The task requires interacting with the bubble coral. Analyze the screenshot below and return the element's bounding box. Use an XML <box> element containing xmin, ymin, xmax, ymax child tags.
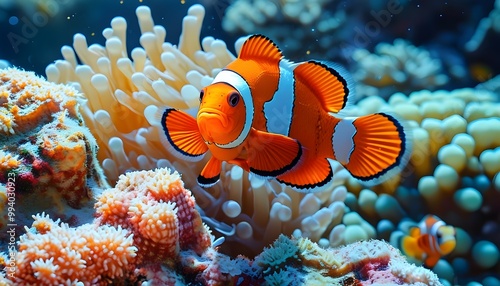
<box><xmin>344</xmin><ymin>87</ymin><xmax>500</xmax><ymax>283</ymax></box>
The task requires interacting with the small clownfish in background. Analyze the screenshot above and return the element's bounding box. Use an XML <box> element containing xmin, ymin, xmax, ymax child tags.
<box><xmin>399</xmin><ymin>215</ymin><xmax>456</xmax><ymax>268</ymax></box>
<box><xmin>159</xmin><ymin>34</ymin><xmax>410</xmax><ymax>192</ymax></box>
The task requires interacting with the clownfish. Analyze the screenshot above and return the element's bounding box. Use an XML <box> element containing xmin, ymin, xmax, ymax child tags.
<box><xmin>399</xmin><ymin>215</ymin><xmax>456</xmax><ymax>268</ymax></box>
<box><xmin>159</xmin><ymin>34</ymin><xmax>410</xmax><ymax>192</ymax></box>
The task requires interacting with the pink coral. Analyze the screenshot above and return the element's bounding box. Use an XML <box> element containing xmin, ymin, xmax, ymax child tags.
<box><xmin>94</xmin><ymin>167</ymin><xmax>212</xmax><ymax>264</ymax></box>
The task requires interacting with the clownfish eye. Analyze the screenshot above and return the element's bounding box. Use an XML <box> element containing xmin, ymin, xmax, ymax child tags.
<box><xmin>199</xmin><ymin>90</ymin><xmax>205</xmax><ymax>102</ymax></box>
<box><xmin>228</xmin><ymin>92</ymin><xmax>240</xmax><ymax>107</ymax></box>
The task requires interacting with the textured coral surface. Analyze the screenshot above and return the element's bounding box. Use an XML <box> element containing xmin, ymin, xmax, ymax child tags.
<box><xmin>0</xmin><ymin>67</ymin><xmax>108</xmax><ymax>233</ymax></box>
<box><xmin>94</xmin><ymin>168</ymin><xmax>213</xmax><ymax>264</ymax></box>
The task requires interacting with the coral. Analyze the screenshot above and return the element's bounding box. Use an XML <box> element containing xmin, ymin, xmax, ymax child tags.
<box><xmin>221</xmin><ymin>0</ymin><xmax>346</xmax><ymax>59</ymax></box>
<box><xmin>41</xmin><ymin>3</ymin><xmax>499</xmax><ymax>284</ymax></box>
<box><xmin>1</xmin><ymin>165</ymin><xmax>440</xmax><ymax>285</ymax></box>
<box><xmin>253</xmin><ymin>235</ymin><xmax>441</xmax><ymax>285</ymax></box>
<box><xmin>144</xmin><ymin>235</ymin><xmax>441</xmax><ymax>285</ymax></box>
<box><xmin>94</xmin><ymin>167</ymin><xmax>212</xmax><ymax>264</ymax></box>
<box><xmin>477</xmin><ymin>74</ymin><xmax>500</xmax><ymax>94</ymax></box>
<box><xmin>351</xmin><ymin>39</ymin><xmax>449</xmax><ymax>99</ymax></box>
<box><xmin>0</xmin><ymin>67</ymin><xmax>108</xmax><ymax>234</ymax></box>
<box><xmin>342</xmin><ymin>87</ymin><xmax>500</xmax><ymax>283</ymax></box>
<box><xmin>8</xmin><ymin>213</ymin><xmax>137</xmax><ymax>285</ymax></box>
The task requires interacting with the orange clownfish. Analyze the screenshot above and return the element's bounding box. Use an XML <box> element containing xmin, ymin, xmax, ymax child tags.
<box><xmin>159</xmin><ymin>34</ymin><xmax>410</xmax><ymax>192</ymax></box>
<box><xmin>400</xmin><ymin>215</ymin><xmax>456</xmax><ymax>268</ymax></box>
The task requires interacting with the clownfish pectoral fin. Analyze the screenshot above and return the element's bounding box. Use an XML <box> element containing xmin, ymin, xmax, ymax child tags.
<box><xmin>276</xmin><ymin>151</ymin><xmax>334</xmax><ymax>193</ymax></box>
<box><xmin>400</xmin><ymin>235</ymin><xmax>420</xmax><ymax>259</ymax></box>
<box><xmin>246</xmin><ymin>129</ymin><xmax>302</xmax><ymax>178</ymax></box>
<box><xmin>160</xmin><ymin>108</ymin><xmax>208</xmax><ymax>161</ymax></box>
<box><xmin>197</xmin><ymin>157</ymin><xmax>221</xmax><ymax>188</ymax></box>
<box><xmin>333</xmin><ymin>113</ymin><xmax>411</xmax><ymax>185</ymax></box>
<box><xmin>238</xmin><ymin>34</ymin><xmax>283</xmax><ymax>64</ymax></box>
<box><xmin>294</xmin><ymin>61</ymin><xmax>354</xmax><ymax>113</ymax></box>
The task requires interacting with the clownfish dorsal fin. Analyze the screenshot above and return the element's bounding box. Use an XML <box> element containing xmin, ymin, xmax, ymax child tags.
<box><xmin>198</xmin><ymin>157</ymin><xmax>221</xmax><ymax>188</ymax></box>
<box><xmin>238</xmin><ymin>34</ymin><xmax>283</xmax><ymax>64</ymax></box>
<box><xmin>294</xmin><ymin>60</ymin><xmax>353</xmax><ymax>113</ymax></box>
<box><xmin>246</xmin><ymin>128</ymin><xmax>302</xmax><ymax>178</ymax></box>
<box><xmin>160</xmin><ymin>108</ymin><xmax>208</xmax><ymax>161</ymax></box>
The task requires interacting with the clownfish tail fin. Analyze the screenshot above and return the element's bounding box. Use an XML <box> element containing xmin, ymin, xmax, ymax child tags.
<box><xmin>331</xmin><ymin>113</ymin><xmax>411</xmax><ymax>185</ymax></box>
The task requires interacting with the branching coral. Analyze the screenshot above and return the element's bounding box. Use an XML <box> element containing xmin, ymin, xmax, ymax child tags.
<box><xmin>351</xmin><ymin>39</ymin><xmax>449</xmax><ymax>99</ymax></box>
<box><xmin>0</xmin><ymin>67</ymin><xmax>108</xmax><ymax>233</ymax></box>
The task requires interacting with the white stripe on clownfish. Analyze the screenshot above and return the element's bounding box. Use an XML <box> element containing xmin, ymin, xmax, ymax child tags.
<box><xmin>332</xmin><ymin>117</ymin><xmax>357</xmax><ymax>165</ymax></box>
<box><xmin>211</xmin><ymin>69</ymin><xmax>254</xmax><ymax>149</ymax></box>
<box><xmin>263</xmin><ymin>60</ymin><xmax>297</xmax><ymax>136</ymax></box>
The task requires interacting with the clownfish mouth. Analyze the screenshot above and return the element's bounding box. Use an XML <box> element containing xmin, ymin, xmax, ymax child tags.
<box><xmin>197</xmin><ymin>108</ymin><xmax>230</xmax><ymax>144</ymax></box>
<box><xmin>198</xmin><ymin>108</ymin><xmax>228</xmax><ymax>127</ymax></box>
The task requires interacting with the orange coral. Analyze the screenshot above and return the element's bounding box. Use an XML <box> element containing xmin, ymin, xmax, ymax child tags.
<box><xmin>10</xmin><ymin>213</ymin><xmax>137</xmax><ymax>285</ymax></box>
<box><xmin>95</xmin><ymin>167</ymin><xmax>212</xmax><ymax>264</ymax></box>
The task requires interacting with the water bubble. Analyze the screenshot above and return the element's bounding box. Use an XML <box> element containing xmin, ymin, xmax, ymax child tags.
<box><xmin>8</xmin><ymin>16</ymin><xmax>19</xmax><ymax>25</ymax></box>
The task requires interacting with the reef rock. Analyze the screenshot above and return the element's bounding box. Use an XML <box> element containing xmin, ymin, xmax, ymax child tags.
<box><xmin>0</xmin><ymin>67</ymin><xmax>108</xmax><ymax>232</ymax></box>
